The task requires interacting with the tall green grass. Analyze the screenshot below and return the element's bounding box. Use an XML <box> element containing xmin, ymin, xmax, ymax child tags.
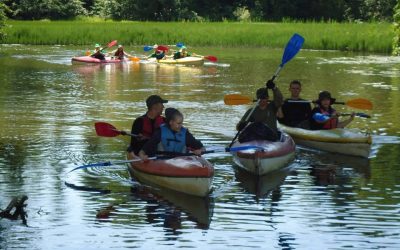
<box><xmin>3</xmin><ymin>20</ymin><xmax>394</xmax><ymax>53</ymax></box>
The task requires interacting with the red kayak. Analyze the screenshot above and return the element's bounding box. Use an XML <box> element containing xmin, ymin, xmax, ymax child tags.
<box><xmin>127</xmin><ymin>153</ymin><xmax>214</xmax><ymax>197</ymax></box>
<box><xmin>71</xmin><ymin>56</ymin><xmax>126</xmax><ymax>64</ymax></box>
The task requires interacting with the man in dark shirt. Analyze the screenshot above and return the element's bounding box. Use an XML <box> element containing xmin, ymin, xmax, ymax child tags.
<box><xmin>277</xmin><ymin>80</ymin><xmax>312</xmax><ymax>129</ymax></box>
<box><xmin>127</xmin><ymin>95</ymin><xmax>168</xmax><ymax>155</ymax></box>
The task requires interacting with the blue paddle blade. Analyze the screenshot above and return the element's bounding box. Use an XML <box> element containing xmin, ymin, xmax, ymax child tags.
<box><xmin>280</xmin><ymin>33</ymin><xmax>305</xmax><ymax>67</ymax></box>
<box><xmin>226</xmin><ymin>145</ymin><xmax>264</xmax><ymax>152</ymax></box>
<box><xmin>355</xmin><ymin>112</ymin><xmax>371</xmax><ymax>118</ymax></box>
<box><xmin>68</xmin><ymin>161</ymin><xmax>113</xmax><ymax>173</ymax></box>
<box><xmin>176</xmin><ymin>42</ymin><xmax>184</xmax><ymax>48</ymax></box>
<box><xmin>143</xmin><ymin>45</ymin><xmax>153</xmax><ymax>52</ymax></box>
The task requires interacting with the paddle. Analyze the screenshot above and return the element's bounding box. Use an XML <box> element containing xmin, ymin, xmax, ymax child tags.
<box><xmin>89</xmin><ymin>40</ymin><xmax>117</xmax><ymax>57</ymax></box>
<box><xmin>341</xmin><ymin>112</ymin><xmax>371</xmax><ymax>118</ymax></box>
<box><xmin>95</xmin><ymin>122</ymin><xmax>138</xmax><ymax>137</ymax></box>
<box><xmin>156</xmin><ymin>145</ymin><xmax>265</xmax><ymax>157</ymax></box>
<box><xmin>229</xmin><ymin>33</ymin><xmax>305</xmax><ymax>147</ymax></box>
<box><xmin>175</xmin><ymin>42</ymin><xmax>218</xmax><ymax>62</ymax></box>
<box><xmin>68</xmin><ymin>157</ymin><xmax>157</xmax><ymax>173</ymax></box>
<box><xmin>287</xmin><ymin>98</ymin><xmax>373</xmax><ymax>110</ymax></box>
<box><xmin>71</xmin><ymin>145</ymin><xmax>262</xmax><ymax>173</ymax></box>
<box><xmin>128</xmin><ymin>56</ymin><xmax>141</xmax><ymax>62</ymax></box>
<box><xmin>144</xmin><ymin>45</ymin><xmax>169</xmax><ymax>52</ymax></box>
<box><xmin>224</xmin><ymin>94</ymin><xmax>373</xmax><ymax>110</ymax></box>
<box><xmin>200</xmin><ymin>55</ymin><xmax>218</xmax><ymax>62</ymax></box>
<box><xmin>224</xmin><ymin>94</ymin><xmax>254</xmax><ymax>105</ymax></box>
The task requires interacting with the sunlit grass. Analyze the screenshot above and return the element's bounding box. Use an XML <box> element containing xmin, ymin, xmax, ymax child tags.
<box><xmin>3</xmin><ymin>20</ymin><xmax>394</xmax><ymax>53</ymax></box>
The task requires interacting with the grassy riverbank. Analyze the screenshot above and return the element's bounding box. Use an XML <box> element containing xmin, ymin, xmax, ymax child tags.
<box><xmin>3</xmin><ymin>20</ymin><xmax>394</xmax><ymax>53</ymax></box>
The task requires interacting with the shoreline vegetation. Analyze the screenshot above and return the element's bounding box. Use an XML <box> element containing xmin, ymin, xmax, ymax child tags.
<box><xmin>3</xmin><ymin>20</ymin><xmax>394</xmax><ymax>53</ymax></box>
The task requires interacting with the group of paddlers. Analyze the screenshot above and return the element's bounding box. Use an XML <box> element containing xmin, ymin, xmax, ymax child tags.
<box><xmin>124</xmin><ymin>79</ymin><xmax>355</xmax><ymax>159</ymax></box>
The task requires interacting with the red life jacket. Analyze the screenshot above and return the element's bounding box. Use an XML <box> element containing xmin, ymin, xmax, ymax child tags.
<box><xmin>319</xmin><ymin>107</ymin><xmax>338</xmax><ymax>129</ymax></box>
<box><xmin>142</xmin><ymin>115</ymin><xmax>165</xmax><ymax>137</ymax></box>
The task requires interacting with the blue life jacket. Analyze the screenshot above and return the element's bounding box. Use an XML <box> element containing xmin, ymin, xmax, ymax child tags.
<box><xmin>159</xmin><ymin>124</ymin><xmax>187</xmax><ymax>153</ymax></box>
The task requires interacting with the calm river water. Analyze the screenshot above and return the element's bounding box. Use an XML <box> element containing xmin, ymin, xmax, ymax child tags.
<box><xmin>0</xmin><ymin>45</ymin><xmax>399</xmax><ymax>249</ymax></box>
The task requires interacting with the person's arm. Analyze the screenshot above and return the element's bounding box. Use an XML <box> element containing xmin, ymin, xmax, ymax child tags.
<box><xmin>139</xmin><ymin>129</ymin><xmax>162</xmax><ymax>158</ymax></box>
<box><xmin>276</xmin><ymin>106</ymin><xmax>284</xmax><ymax>119</ymax></box>
<box><xmin>185</xmin><ymin>130</ymin><xmax>204</xmax><ymax>155</ymax></box>
<box><xmin>337</xmin><ymin>112</ymin><xmax>355</xmax><ymax>128</ymax></box>
<box><xmin>272</xmin><ymin>87</ymin><xmax>284</xmax><ymax>108</ymax></box>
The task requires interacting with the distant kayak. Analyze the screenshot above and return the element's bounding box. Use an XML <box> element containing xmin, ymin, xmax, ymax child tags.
<box><xmin>145</xmin><ymin>56</ymin><xmax>204</xmax><ymax>65</ymax></box>
<box><xmin>278</xmin><ymin>123</ymin><xmax>372</xmax><ymax>158</ymax></box>
<box><xmin>71</xmin><ymin>56</ymin><xmax>127</xmax><ymax>64</ymax></box>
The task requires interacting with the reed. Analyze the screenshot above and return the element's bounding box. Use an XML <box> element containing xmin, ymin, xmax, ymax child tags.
<box><xmin>3</xmin><ymin>20</ymin><xmax>393</xmax><ymax>53</ymax></box>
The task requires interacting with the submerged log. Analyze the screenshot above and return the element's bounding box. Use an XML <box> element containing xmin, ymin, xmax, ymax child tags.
<box><xmin>0</xmin><ymin>195</ymin><xmax>28</xmax><ymax>225</ymax></box>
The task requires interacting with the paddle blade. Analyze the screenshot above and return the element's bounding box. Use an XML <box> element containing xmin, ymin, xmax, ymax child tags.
<box><xmin>107</xmin><ymin>40</ymin><xmax>117</xmax><ymax>48</ymax></box>
<box><xmin>204</xmin><ymin>55</ymin><xmax>218</xmax><ymax>62</ymax></box>
<box><xmin>95</xmin><ymin>122</ymin><xmax>121</xmax><ymax>137</ymax></box>
<box><xmin>281</xmin><ymin>33</ymin><xmax>305</xmax><ymax>67</ymax></box>
<box><xmin>224</xmin><ymin>94</ymin><xmax>252</xmax><ymax>105</ymax></box>
<box><xmin>345</xmin><ymin>98</ymin><xmax>373</xmax><ymax>110</ymax></box>
<box><xmin>157</xmin><ymin>45</ymin><xmax>169</xmax><ymax>52</ymax></box>
<box><xmin>144</xmin><ymin>45</ymin><xmax>153</xmax><ymax>51</ymax></box>
<box><xmin>226</xmin><ymin>145</ymin><xmax>264</xmax><ymax>152</ymax></box>
<box><xmin>355</xmin><ymin>112</ymin><xmax>371</xmax><ymax>118</ymax></box>
<box><xmin>129</xmin><ymin>56</ymin><xmax>140</xmax><ymax>62</ymax></box>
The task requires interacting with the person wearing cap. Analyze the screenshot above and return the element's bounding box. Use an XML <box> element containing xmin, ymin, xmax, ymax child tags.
<box><xmin>111</xmin><ymin>45</ymin><xmax>132</xmax><ymax>60</ymax></box>
<box><xmin>138</xmin><ymin>108</ymin><xmax>205</xmax><ymax>160</ymax></box>
<box><xmin>310</xmin><ymin>91</ymin><xmax>355</xmax><ymax>130</ymax></box>
<box><xmin>277</xmin><ymin>80</ymin><xmax>312</xmax><ymax>128</ymax></box>
<box><xmin>147</xmin><ymin>44</ymin><xmax>166</xmax><ymax>60</ymax></box>
<box><xmin>127</xmin><ymin>95</ymin><xmax>168</xmax><ymax>156</ymax></box>
<box><xmin>173</xmin><ymin>46</ymin><xmax>193</xmax><ymax>60</ymax></box>
<box><xmin>91</xmin><ymin>43</ymin><xmax>106</xmax><ymax>60</ymax></box>
<box><xmin>236</xmin><ymin>80</ymin><xmax>283</xmax><ymax>142</ymax></box>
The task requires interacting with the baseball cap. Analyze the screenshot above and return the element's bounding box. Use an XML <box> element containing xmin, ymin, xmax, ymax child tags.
<box><xmin>146</xmin><ymin>95</ymin><xmax>168</xmax><ymax>108</ymax></box>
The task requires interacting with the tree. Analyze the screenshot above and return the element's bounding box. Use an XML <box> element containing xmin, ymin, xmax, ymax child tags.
<box><xmin>392</xmin><ymin>0</ymin><xmax>400</xmax><ymax>55</ymax></box>
<box><xmin>5</xmin><ymin>0</ymin><xmax>87</xmax><ymax>20</ymax></box>
<box><xmin>0</xmin><ymin>2</ymin><xmax>6</xmax><ymax>42</ymax></box>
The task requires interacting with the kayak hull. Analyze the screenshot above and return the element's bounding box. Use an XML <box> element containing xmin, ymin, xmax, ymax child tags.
<box><xmin>231</xmin><ymin>132</ymin><xmax>296</xmax><ymax>175</ymax></box>
<box><xmin>127</xmin><ymin>154</ymin><xmax>214</xmax><ymax>197</ymax></box>
<box><xmin>279</xmin><ymin>123</ymin><xmax>372</xmax><ymax>158</ymax></box>
<box><xmin>146</xmin><ymin>56</ymin><xmax>204</xmax><ymax>65</ymax></box>
<box><xmin>71</xmin><ymin>56</ymin><xmax>125</xmax><ymax>64</ymax></box>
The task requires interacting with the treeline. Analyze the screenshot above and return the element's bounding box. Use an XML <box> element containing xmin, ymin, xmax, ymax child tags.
<box><xmin>393</xmin><ymin>1</ymin><xmax>400</xmax><ymax>55</ymax></box>
<box><xmin>0</xmin><ymin>0</ymin><xmax>397</xmax><ymax>22</ymax></box>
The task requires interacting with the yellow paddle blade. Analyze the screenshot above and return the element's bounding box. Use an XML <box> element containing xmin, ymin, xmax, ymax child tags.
<box><xmin>129</xmin><ymin>57</ymin><xmax>140</xmax><ymax>62</ymax></box>
<box><xmin>345</xmin><ymin>98</ymin><xmax>373</xmax><ymax>110</ymax></box>
<box><xmin>224</xmin><ymin>94</ymin><xmax>252</xmax><ymax>105</ymax></box>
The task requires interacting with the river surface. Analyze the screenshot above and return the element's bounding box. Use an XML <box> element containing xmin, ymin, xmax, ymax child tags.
<box><xmin>0</xmin><ymin>45</ymin><xmax>400</xmax><ymax>249</ymax></box>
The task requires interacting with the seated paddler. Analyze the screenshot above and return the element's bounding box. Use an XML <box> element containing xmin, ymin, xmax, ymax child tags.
<box><xmin>236</xmin><ymin>80</ymin><xmax>283</xmax><ymax>142</ymax></box>
<box><xmin>138</xmin><ymin>108</ymin><xmax>205</xmax><ymax>160</ymax></box>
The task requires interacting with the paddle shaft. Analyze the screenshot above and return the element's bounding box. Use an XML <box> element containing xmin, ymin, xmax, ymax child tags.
<box><xmin>68</xmin><ymin>157</ymin><xmax>157</xmax><ymax>173</ymax></box>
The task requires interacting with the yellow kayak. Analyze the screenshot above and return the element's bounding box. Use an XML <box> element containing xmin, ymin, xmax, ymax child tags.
<box><xmin>278</xmin><ymin>123</ymin><xmax>372</xmax><ymax>158</ymax></box>
<box><xmin>147</xmin><ymin>56</ymin><xmax>204</xmax><ymax>65</ymax></box>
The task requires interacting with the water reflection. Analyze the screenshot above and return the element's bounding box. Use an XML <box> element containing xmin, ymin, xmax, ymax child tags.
<box><xmin>129</xmin><ymin>185</ymin><xmax>214</xmax><ymax>231</ymax></box>
<box><xmin>1</xmin><ymin>45</ymin><xmax>400</xmax><ymax>249</ymax></box>
<box><xmin>234</xmin><ymin>166</ymin><xmax>292</xmax><ymax>201</ymax></box>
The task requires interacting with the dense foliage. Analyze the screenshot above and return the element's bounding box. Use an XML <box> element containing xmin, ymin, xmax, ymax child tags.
<box><xmin>0</xmin><ymin>2</ymin><xmax>6</xmax><ymax>41</ymax></box>
<box><xmin>393</xmin><ymin>0</ymin><xmax>400</xmax><ymax>55</ymax></box>
<box><xmin>1</xmin><ymin>0</ymin><xmax>397</xmax><ymax>22</ymax></box>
